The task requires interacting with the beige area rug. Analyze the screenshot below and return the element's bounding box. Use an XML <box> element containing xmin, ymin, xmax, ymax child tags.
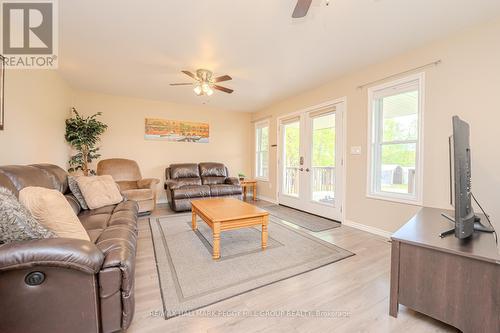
<box><xmin>149</xmin><ymin>214</ymin><xmax>353</xmax><ymax>319</ymax></box>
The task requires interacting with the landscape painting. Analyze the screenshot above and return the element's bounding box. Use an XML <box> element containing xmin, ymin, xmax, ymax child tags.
<box><xmin>145</xmin><ymin>118</ymin><xmax>209</xmax><ymax>143</ymax></box>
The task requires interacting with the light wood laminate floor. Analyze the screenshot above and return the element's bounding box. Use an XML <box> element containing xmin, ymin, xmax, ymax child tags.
<box><xmin>128</xmin><ymin>201</ymin><xmax>458</xmax><ymax>333</ymax></box>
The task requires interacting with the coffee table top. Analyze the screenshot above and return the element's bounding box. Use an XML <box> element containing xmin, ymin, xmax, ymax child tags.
<box><xmin>191</xmin><ymin>198</ymin><xmax>268</xmax><ymax>222</ymax></box>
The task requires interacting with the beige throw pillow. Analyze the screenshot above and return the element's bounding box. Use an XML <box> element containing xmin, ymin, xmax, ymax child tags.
<box><xmin>76</xmin><ymin>175</ymin><xmax>123</xmax><ymax>210</ymax></box>
<box><xmin>19</xmin><ymin>187</ymin><xmax>90</xmax><ymax>241</ymax></box>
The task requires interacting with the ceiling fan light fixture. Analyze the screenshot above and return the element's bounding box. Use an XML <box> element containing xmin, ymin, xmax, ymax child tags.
<box><xmin>193</xmin><ymin>84</ymin><xmax>203</xmax><ymax>95</ymax></box>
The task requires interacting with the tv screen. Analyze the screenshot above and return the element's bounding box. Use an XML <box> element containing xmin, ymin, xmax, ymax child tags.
<box><xmin>451</xmin><ymin>116</ymin><xmax>475</xmax><ymax>239</ymax></box>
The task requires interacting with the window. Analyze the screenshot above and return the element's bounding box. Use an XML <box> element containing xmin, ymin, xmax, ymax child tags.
<box><xmin>255</xmin><ymin>120</ymin><xmax>269</xmax><ymax>180</ymax></box>
<box><xmin>367</xmin><ymin>73</ymin><xmax>424</xmax><ymax>204</ymax></box>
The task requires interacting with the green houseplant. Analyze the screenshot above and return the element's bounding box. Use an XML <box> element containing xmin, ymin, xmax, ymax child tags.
<box><xmin>65</xmin><ymin>108</ymin><xmax>108</xmax><ymax>176</ymax></box>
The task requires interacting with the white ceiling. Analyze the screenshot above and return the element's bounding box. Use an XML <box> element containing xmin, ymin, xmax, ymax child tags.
<box><xmin>58</xmin><ymin>0</ymin><xmax>500</xmax><ymax>112</ymax></box>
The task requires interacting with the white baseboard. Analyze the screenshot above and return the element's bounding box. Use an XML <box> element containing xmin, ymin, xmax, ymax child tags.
<box><xmin>343</xmin><ymin>219</ymin><xmax>393</xmax><ymax>239</ymax></box>
<box><xmin>256</xmin><ymin>195</ymin><xmax>278</xmax><ymax>204</ymax></box>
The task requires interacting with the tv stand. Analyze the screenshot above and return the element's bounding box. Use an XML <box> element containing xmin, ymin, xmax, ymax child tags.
<box><xmin>390</xmin><ymin>208</ymin><xmax>500</xmax><ymax>333</ymax></box>
<box><xmin>439</xmin><ymin>213</ymin><xmax>495</xmax><ymax>238</ymax></box>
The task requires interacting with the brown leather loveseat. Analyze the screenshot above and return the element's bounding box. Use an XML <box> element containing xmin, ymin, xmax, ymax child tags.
<box><xmin>165</xmin><ymin>162</ymin><xmax>242</xmax><ymax>212</ymax></box>
<box><xmin>0</xmin><ymin>164</ymin><xmax>138</xmax><ymax>333</ymax></box>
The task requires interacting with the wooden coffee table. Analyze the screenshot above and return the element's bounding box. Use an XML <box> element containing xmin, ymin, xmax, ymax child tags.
<box><xmin>191</xmin><ymin>198</ymin><xmax>269</xmax><ymax>260</ymax></box>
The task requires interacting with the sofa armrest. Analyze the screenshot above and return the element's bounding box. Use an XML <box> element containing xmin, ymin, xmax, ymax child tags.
<box><xmin>0</xmin><ymin>238</ymin><xmax>104</xmax><ymax>274</ymax></box>
<box><xmin>165</xmin><ymin>179</ymin><xmax>181</xmax><ymax>190</ymax></box>
<box><xmin>137</xmin><ymin>178</ymin><xmax>160</xmax><ymax>190</ymax></box>
<box><xmin>225</xmin><ymin>177</ymin><xmax>240</xmax><ymax>185</ymax></box>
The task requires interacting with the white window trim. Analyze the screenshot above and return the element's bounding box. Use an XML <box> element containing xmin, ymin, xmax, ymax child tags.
<box><xmin>255</xmin><ymin>119</ymin><xmax>270</xmax><ymax>181</ymax></box>
<box><xmin>366</xmin><ymin>72</ymin><xmax>425</xmax><ymax>206</ymax></box>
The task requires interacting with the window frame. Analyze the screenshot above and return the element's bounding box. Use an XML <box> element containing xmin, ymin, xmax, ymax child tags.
<box><xmin>255</xmin><ymin>119</ymin><xmax>270</xmax><ymax>181</ymax></box>
<box><xmin>366</xmin><ymin>73</ymin><xmax>425</xmax><ymax>205</ymax></box>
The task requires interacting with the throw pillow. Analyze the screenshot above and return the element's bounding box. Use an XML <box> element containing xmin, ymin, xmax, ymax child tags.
<box><xmin>0</xmin><ymin>187</ymin><xmax>56</xmax><ymax>244</ymax></box>
<box><xmin>68</xmin><ymin>176</ymin><xmax>89</xmax><ymax>210</ymax></box>
<box><xmin>19</xmin><ymin>187</ymin><xmax>90</xmax><ymax>242</ymax></box>
<box><xmin>76</xmin><ymin>175</ymin><xmax>123</xmax><ymax>210</ymax></box>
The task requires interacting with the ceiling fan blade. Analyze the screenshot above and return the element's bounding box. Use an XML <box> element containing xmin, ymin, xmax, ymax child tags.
<box><xmin>213</xmin><ymin>75</ymin><xmax>232</xmax><ymax>83</ymax></box>
<box><xmin>213</xmin><ymin>85</ymin><xmax>234</xmax><ymax>94</ymax></box>
<box><xmin>292</xmin><ymin>0</ymin><xmax>312</xmax><ymax>18</ymax></box>
<box><xmin>170</xmin><ymin>83</ymin><xmax>192</xmax><ymax>86</ymax></box>
<box><xmin>181</xmin><ymin>70</ymin><xmax>197</xmax><ymax>80</ymax></box>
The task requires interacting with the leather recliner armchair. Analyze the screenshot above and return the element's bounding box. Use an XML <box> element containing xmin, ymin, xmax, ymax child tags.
<box><xmin>0</xmin><ymin>164</ymin><xmax>138</xmax><ymax>333</ymax></box>
<box><xmin>165</xmin><ymin>162</ymin><xmax>242</xmax><ymax>212</ymax></box>
<box><xmin>97</xmin><ymin>158</ymin><xmax>160</xmax><ymax>214</ymax></box>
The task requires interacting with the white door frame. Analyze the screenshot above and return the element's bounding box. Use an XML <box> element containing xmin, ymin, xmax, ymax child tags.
<box><xmin>275</xmin><ymin>97</ymin><xmax>347</xmax><ymax>222</ymax></box>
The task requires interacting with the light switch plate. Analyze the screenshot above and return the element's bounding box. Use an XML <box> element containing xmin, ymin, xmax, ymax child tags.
<box><xmin>350</xmin><ymin>146</ymin><xmax>362</xmax><ymax>155</ymax></box>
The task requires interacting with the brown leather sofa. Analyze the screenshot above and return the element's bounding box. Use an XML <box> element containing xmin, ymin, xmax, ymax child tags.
<box><xmin>165</xmin><ymin>162</ymin><xmax>242</xmax><ymax>212</ymax></box>
<box><xmin>0</xmin><ymin>164</ymin><xmax>138</xmax><ymax>333</ymax></box>
<box><xmin>97</xmin><ymin>158</ymin><xmax>160</xmax><ymax>214</ymax></box>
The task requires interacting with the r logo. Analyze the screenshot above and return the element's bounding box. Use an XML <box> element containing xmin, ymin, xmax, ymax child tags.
<box><xmin>2</xmin><ymin>2</ymin><xmax>53</xmax><ymax>54</ymax></box>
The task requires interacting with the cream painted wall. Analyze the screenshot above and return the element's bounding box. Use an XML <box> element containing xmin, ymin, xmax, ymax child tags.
<box><xmin>72</xmin><ymin>90</ymin><xmax>252</xmax><ymax>202</ymax></box>
<box><xmin>0</xmin><ymin>70</ymin><xmax>72</xmax><ymax>166</ymax></box>
<box><xmin>250</xmin><ymin>18</ymin><xmax>500</xmax><ymax>234</ymax></box>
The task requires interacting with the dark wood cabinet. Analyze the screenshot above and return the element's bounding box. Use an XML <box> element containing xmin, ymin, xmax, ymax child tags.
<box><xmin>390</xmin><ymin>208</ymin><xmax>500</xmax><ymax>333</ymax></box>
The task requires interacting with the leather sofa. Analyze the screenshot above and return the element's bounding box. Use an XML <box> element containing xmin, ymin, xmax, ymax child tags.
<box><xmin>165</xmin><ymin>162</ymin><xmax>242</xmax><ymax>212</ymax></box>
<box><xmin>0</xmin><ymin>164</ymin><xmax>138</xmax><ymax>333</ymax></box>
<box><xmin>97</xmin><ymin>158</ymin><xmax>160</xmax><ymax>214</ymax></box>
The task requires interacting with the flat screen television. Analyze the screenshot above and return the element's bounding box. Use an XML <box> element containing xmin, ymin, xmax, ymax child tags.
<box><xmin>440</xmin><ymin>116</ymin><xmax>495</xmax><ymax>239</ymax></box>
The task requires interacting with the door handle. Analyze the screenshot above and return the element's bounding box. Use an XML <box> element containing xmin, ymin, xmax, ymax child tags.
<box><xmin>305</xmin><ymin>168</ymin><xmax>310</xmax><ymax>172</ymax></box>
<box><xmin>299</xmin><ymin>168</ymin><xmax>304</xmax><ymax>171</ymax></box>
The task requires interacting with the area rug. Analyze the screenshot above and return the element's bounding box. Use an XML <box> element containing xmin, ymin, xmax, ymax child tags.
<box><xmin>149</xmin><ymin>214</ymin><xmax>353</xmax><ymax>319</ymax></box>
<box><xmin>262</xmin><ymin>204</ymin><xmax>341</xmax><ymax>232</ymax></box>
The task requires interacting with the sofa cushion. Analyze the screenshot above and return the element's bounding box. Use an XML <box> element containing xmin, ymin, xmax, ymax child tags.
<box><xmin>199</xmin><ymin>162</ymin><xmax>227</xmax><ymax>177</ymax></box>
<box><xmin>209</xmin><ymin>184</ymin><xmax>243</xmax><ymax>196</ymax></box>
<box><xmin>0</xmin><ymin>165</ymin><xmax>58</xmax><ymax>196</ymax></box>
<box><xmin>30</xmin><ymin>164</ymin><xmax>69</xmax><ymax>194</ymax></box>
<box><xmin>169</xmin><ymin>163</ymin><xmax>200</xmax><ymax>179</ymax></box>
<box><xmin>0</xmin><ymin>187</ymin><xmax>56</xmax><ymax>244</ymax></box>
<box><xmin>122</xmin><ymin>189</ymin><xmax>153</xmax><ymax>202</ymax></box>
<box><xmin>166</xmin><ymin>177</ymin><xmax>202</xmax><ymax>189</ymax></box>
<box><xmin>202</xmin><ymin>176</ymin><xmax>226</xmax><ymax>185</ymax></box>
<box><xmin>114</xmin><ymin>200</ymin><xmax>139</xmax><ymax>214</ymax></box>
<box><xmin>172</xmin><ymin>185</ymin><xmax>211</xmax><ymax>199</ymax></box>
<box><xmin>20</xmin><ymin>186</ymin><xmax>90</xmax><ymax>241</ymax></box>
<box><xmin>79</xmin><ymin>213</ymin><xmax>110</xmax><ymax>231</ymax></box>
<box><xmin>77</xmin><ymin>175</ymin><xmax>123</xmax><ymax>209</ymax></box>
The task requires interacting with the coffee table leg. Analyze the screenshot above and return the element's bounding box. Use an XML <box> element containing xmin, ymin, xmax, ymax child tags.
<box><xmin>213</xmin><ymin>222</ymin><xmax>221</xmax><ymax>259</ymax></box>
<box><xmin>191</xmin><ymin>209</ymin><xmax>197</xmax><ymax>230</ymax></box>
<box><xmin>253</xmin><ymin>184</ymin><xmax>257</xmax><ymax>201</ymax></box>
<box><xmin>262</xmin><ymin>215</ymin><xmax>268</xmax><ymax>249</ymax></box>
<box><xmin>243</xmin><ymin>186</ymin><xmax>247</xmax><ymax>201</ymax></box>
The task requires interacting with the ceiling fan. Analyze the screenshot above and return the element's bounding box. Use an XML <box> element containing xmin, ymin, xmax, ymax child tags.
<box><xmin>292</xmin><ymin>0</ymin><xmax>330</xmax><ymax>18</ymax></box>
<box><xmin>170</xmin><ymin>69</ymin><xmax>233</xmax><ymax>96</ymax></box>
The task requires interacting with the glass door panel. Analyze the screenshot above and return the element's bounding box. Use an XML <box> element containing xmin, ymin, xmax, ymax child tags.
<box><xmin>311</xmin><ymin>113</ymin><xmax>336</xmax><ymax>204</ymax></box>
<box><xmin>282</xmin><ymin>120</ymin><xmax>300</xmax><ymax>197</ymax></box>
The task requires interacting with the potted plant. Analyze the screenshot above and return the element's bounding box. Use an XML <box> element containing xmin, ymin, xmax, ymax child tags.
<box><xmin>65</xmin><ymin>107</ymin><xmax>108</xmax><ymax>176</ymax></box>
<box><xmin>238</xmin><ymin>173</ymin><xmax>245</xmax><ymax>181</ymax></box>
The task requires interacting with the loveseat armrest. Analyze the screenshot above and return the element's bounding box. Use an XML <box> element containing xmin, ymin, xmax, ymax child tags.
<box><xmin>0</xmin><ymin>238</ymin><xmax>104</xmax><ymax>274</ymax></box>
<box><xmin>165</xmin><ymin>179</ymin><xmax>181</xmax><ymax>190</ymax></box>
<box><xmin>137</xmin><ymin>178</ymin><xmax>160</xmax><ymax>190</ymax></box>
<box><xmin>225</xmin><ymin>177</ymin><xmax>240</xmax><ymax>185</ymax></box>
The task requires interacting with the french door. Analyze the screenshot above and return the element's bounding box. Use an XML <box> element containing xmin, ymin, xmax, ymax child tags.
<box><xmin>278</xmin><ymin>101</ymin><xmax>344</xmax><ymax>221</ymax></box>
